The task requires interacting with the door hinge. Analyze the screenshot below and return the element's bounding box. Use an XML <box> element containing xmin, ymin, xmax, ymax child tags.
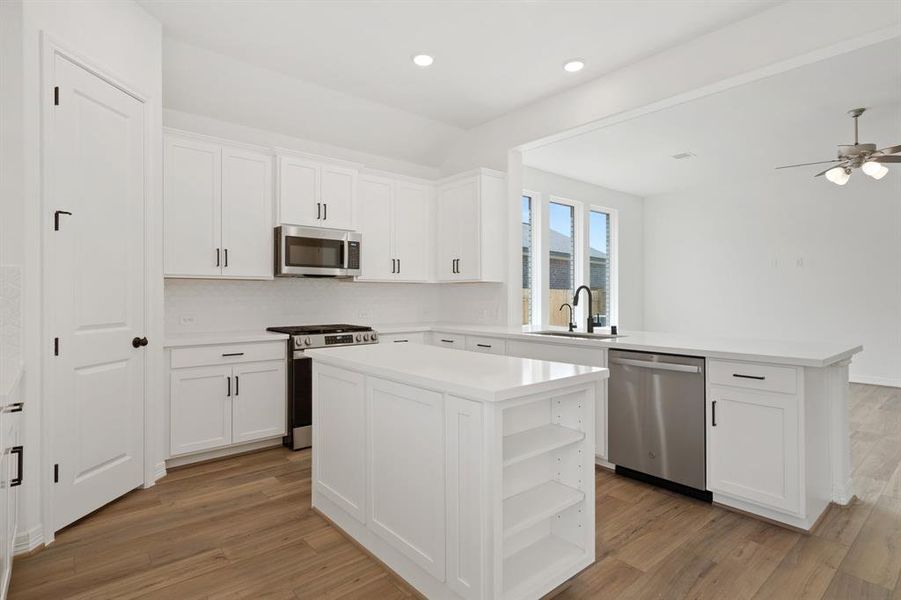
<box><xmin>54</xmin><ymin>86</ymin><xmax>59</xmax><ymax>106</ymax></box>
<box><xmin>53</xmin><ymin>464</ymin><xmax>59</xmax><ymax>483</ymax></box>
<box><xmin>54</xmin><ymin>337</ymin><xmax>59</xmax><ymax>356</ymax></box>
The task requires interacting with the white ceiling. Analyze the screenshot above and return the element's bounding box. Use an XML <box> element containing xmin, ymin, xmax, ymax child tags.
<box><xmin>138</xmin><ymin>0</ymin><xmax>780</xmax><ymax>129</ymax></box>
<box><xmin>523</xmin><ymin>38</ymin><xmax>901</xmax><ymax>197</ymax></box>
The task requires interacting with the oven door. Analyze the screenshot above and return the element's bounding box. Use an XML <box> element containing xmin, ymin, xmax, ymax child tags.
<box><xmin>276</xmin><ymin>225</ymin><xmax>360</xmax><ymax>277</ymax></box>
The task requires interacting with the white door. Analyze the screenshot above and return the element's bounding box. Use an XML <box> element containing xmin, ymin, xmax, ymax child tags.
<box><xmin>367</xmin><ymin>378</ymin><xmax>445</xmax><ymax>580</ymax></box>
<box><xmin>394</xmin><ymin>182</ymin><xmax>430</xmax><ymax>281</ymax></box>
<box><xmin>48</xmin><ymin>55</ymin><xmax>146</xmax><ymax>530</ymax></box>
<box><xmin>357</xmin><ymin>176</ymin><xmax>395</xmax><ymax>280</ymax></box>
<box><xmin>436</xmin><ymin>184</ymin><xmax>462</xmax><ymax>280</ymax></box>
<box><xmin>707</xmin><ymin>386</ymin><xmax>801</xmax><ymax>514</ymax></box>
<box><xmin>232</xmin><ymin>361</ymin><xmax>287</xmax><ymax>443</ymax></box>
<box><xmin>278</xmin><ymin>156</ymin><xmax>319</xmax><ymax>226</ymax></box>
<box><xmin>170</xmin><ymin>365</ymin><xmax>232</xmax><ymax>456</ymax></box>
<box><xmin>320</xmin><ymin>165</ymin><xmax>356</xmax><ymax>229</ymax></box>
<box><xmin>221</xmin><ymin>146</ymin><xmax>273</xmax><ymax>279</ymax></box>
<box><xmin>164</xmin><ymin>135</ymin><xmax>222</xmax><ymax>277</ymax></box>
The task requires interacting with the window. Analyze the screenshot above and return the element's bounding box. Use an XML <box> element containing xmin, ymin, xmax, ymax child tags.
<box><xmin>589</xmin><ymin>210</ymin><xmax>611</xmax><ymax>327</ymax></box>
<box><xmin>521</xmin><ymin>196</ymin><xmax>532</xmax><ymax>325</ymax></box>
<box><xmin>547</xmin><ymin>201</ymin><xmax>575</xmax><ymax>327</ymax></box>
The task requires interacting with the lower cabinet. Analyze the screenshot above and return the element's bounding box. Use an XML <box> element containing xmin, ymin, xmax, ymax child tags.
<box><xmin>379</xmin><ymin>332</ymin><xmax>428</xmax><ymax>345</ymax></box>
<box><xmin>168</xmin><ymin>341</ymin><xmax>286</xmax><ymax>458</ymax></box>
<box><xmin>0</xmin><ymin>407</ymin><xmax>20</xmax><ymax>596</ymax></box>
<box><xmin>707</xmin><ymin>384</ymin><xmax>801</xmax><ymax>514</ymax></box>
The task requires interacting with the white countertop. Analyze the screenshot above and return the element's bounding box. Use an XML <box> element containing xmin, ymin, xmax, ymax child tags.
<box><xmin>376</xmin><ymin>323</ymin><xmax>862</xmax><ymax>368</ymax></box>
<box><xmin>164</xmin><ymin>331</ymin><xmax>289</xmax><ymax>348</ymax></box>
<box><xmin>307</xmin><ymin>343</ymin><xmax>607</xmax><ymax>402</ymax></box>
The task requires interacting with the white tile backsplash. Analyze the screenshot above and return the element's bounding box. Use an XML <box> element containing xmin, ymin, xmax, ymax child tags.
<box><xmin>165</xmin><ymin>278</ymin><xmax>506</xmax><ymax>334</ymax></box>
<box><xmin>0</xmin><ymin>265</ymin><xmax>23</xmax><ymax>379</ymax></box>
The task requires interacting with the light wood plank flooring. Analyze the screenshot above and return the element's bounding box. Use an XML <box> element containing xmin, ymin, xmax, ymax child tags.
<box><xmin>11</xmin><ymin>383</ymin><xmax>901</xmax><ymax>599</ymax></box>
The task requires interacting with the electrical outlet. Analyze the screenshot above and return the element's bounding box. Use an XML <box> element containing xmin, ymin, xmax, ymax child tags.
<box><xmin>357</xmin><ymin>310</ymin><xmax>371</xmax><ymax>320</ymax></box>
<box><xmin>179</xmin><ymin>315</ymin><xmax>197</xmax><ymax>327</ymax></box>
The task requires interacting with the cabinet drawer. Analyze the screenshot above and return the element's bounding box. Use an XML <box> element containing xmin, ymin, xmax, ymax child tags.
<box><xmin>465</xmin><ymin>335</ymin><xmax>506</xmax><ymax>355</ymax></box>
<box><xmin>431</xmin><ymin>332</ymin><xmax>465</xmax><ymax>349</ymax></box>
<box><xmin>171</xmin><ymin>341</ymin><xmax>286</xmax><ymax>369</ymax></box>
<box><xmin>379</xmin><ymin>332</ymin><xmax>427</xmax><ymax>344</ymax></box>
<box><xmin>708</xmin><ymin>360</ymin><xmax>798</xmax><ymax>395</ymax></box>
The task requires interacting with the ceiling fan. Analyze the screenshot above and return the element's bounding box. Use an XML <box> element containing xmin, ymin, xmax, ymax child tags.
<box><xmin>776</xmin><ymin>108</ymin><xmax>900</xmax><ymax>185</ymax></box>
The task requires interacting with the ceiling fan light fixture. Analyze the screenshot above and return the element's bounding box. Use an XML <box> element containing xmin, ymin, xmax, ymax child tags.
<box><xmin>862</xmin><ymin>160</ymin><xmax>889</xmax><ymax>180</ymax></box>
<box><xmin>825</xmin><ymin>166</ymin><xmax>851</xmax><ymax>186</ymax></box>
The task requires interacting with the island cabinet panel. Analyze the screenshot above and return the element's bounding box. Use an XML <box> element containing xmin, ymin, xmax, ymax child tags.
<box><xmin>367</xmin><ymin>378</ymin><xmax>446</xmax><ymax>580</ymax></box>
<box><xmin>445</xmin><ymin>396</ymin><xmax>485</xmax><ymax>600</ymax></box>
<box><xmin>707</xmin><ymin>385</ymin><xmax>801</xmax><ymax>515</ymax></box>
<box><xmin>314</xmin><ymin>365</ymin><xmax>367</xmax><ymax>523</ymax></box>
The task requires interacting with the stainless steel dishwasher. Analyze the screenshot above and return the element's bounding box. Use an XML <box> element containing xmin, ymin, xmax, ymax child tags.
<box><xmin>608</xmin><ymin>349</ymin><xmax>709</xmax><ymax>500</ymax></box>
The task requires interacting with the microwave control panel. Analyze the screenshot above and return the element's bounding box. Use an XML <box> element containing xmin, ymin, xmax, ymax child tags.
<box><xmin>347</xmin><ymin>241</ymin><xmax>360</xmax><ymax>269</ymax></box>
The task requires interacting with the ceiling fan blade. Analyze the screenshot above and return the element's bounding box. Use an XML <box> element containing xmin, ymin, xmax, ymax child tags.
<box><xmin>775</xmin><ymin>159</ymin><xmax>841</xmax><ymax>170</ymax></box>
<box><xmin>872</xmin><ymin>155</ymin><xmax>901</xmax><ymax>163</ymax></box>
<box><xmin>814</xmin><ymin>163</ymin><xmax>848</xmax><ymax>177</ymax></box>
<box><xmin>876</xmin><ymin>144</ymin><xmax>901</xmax><ymax>155</ymax></box>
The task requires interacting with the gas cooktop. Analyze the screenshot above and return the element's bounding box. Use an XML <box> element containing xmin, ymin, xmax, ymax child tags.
<box><xmin>266</xmin><ymin>324</ymin><xmax>372</xmax><ymax>336</ymax></box>
<box><xmin>267</xmin><ymin>324</ymin><xmax>377</xmax><ymax>349</ymax></box>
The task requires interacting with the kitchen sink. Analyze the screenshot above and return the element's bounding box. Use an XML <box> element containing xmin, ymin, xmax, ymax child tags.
<box><xmin>530</xmin><ymin>330</ymin><xmax>624</xmax><ymax>340</ymax></box>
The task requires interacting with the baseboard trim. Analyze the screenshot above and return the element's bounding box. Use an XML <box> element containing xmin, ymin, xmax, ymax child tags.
<box><xmin>850</xmin><ymin>375</ymin><xmax>901</xmax><ymax>388</ymax></box>
<box><xmin>154</xmin><ymin>461</ymin><xmax>167</xmax><ymax>482</ymax></box>
<box><xmin>165</xmin><ymin>437</ymin><xmax>283</xmax><ymax>469</ymax></box>
<box><xmin>14</xmin><ymin>525</ymin><xmax>44</xmax><ymax>555</ymax></box>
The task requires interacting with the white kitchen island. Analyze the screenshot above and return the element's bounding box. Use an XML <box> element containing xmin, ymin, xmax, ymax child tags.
<box><xmin>307</xmin><ymin>343</ymin><xmax>609</xmax><ymax>600</ymax></box>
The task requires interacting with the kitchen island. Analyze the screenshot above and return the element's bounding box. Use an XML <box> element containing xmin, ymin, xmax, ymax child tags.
<box><xmin>307</xmin><ymin>343</ymin><xmax>609</xmax><ymax>600</ymax></box>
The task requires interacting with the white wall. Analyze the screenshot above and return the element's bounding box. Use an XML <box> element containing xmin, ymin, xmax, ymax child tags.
<box><xmin>440</xmin><ymin>1</ymin><xmax>901</xmax><ymax>174</ymax></box>
<box><xmin>643</xmin><ymin>170</ymin><xmax>901</xmax><ymax>386</ymax></box>
<box><xmin>16</xmin><ymin>0</ymin><xmax>163</xmax><ymax>548</ymax></box>
<box><xmin>162</xmin><ymin>38</ymin><xmax>463</xmax><ymax>168</ymax></box>
<box><xmin>521</xmin><ymin>168</ymin><xmax>645</xmax><ymax>330</ymax></box>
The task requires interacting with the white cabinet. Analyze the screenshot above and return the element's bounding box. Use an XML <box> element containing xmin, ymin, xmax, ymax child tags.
<box><xmin>357</xmin><ymin>175</ymin><xmax>431</xmax><ymax>282</ymax></box>
<box><xmin>367</xmin><ymin>378</ymin><xmax>445</xmax><ymax>579</ymax></box>
<box><xmin>465</xmin><ymin>335</ymin><xmax>506</xmax><ymax>355</ymax></box>
<box><xmin>707</xmin><ymin>384</ymin><xmax>801</xmax><ymax>515</ymax></box>
<box><xmin>0</xmin><ymin>406</ymin><xmax>20</xmax><ymax>596</ymax></box>
<box><xmin>435</xmin><ymin>169</ymin><xmax>505</xmax><ymax>282</ymax></box>
<box><xmin>379</xmin><ymin>332</ymin><xmax>428</xmax><ymax>345</ymax></box>
<box><xmin>167</xmin><ymin>341</ymin><xmax>286</xmax><ymax>458</ymax></box>
<box><xmin>164</xmin><ymin>133</ymin><xmax>273</xmax><ymax>279</ymax></box>
<box><xmin>430</xmin><ymin>332</ymin><xmax>466</xmax><ymax>349</ymax></box>
<box><xmin>278</xmin><ymin>155</ymin><xmax>357</xmax><ymax>230</ymax></box>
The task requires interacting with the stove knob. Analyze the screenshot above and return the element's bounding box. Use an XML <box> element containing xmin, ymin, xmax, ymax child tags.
<box><xmin>304</xmin><ymin>337</ymin><xmax>312</xmax><ymax>346</ymax></box>
<box><xmin>363</xmin><ymin>333</ymin><xmax>370</xmax><ymax>341</ymax></box>
<box><xmin>371</xmin><ymin>332</ymin><xmax>378</xmax><ymax>342</ymax></box>
<box><xmin>355</xmin><ymin>334</ymin><xmax>362</xmax><ymax>342</ymax></box>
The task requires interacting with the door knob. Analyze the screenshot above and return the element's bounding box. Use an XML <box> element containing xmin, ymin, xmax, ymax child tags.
<box><xmin>132</xmin><ymin>337</ymin><xmax>149</xmax><ymax>348</ymax></box>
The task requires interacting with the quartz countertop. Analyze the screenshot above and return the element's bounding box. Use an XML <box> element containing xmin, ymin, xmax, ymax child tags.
<box><xmin>306</xmin><ymin>342</ymin><xmax>607</xmax><ymax>402</ymax></box>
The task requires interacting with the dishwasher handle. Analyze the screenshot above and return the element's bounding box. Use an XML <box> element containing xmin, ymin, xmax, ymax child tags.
<box><xmin>609</xmin><ymin>357</ymin><xmax>701</xmax><ymax>374</ymax></box>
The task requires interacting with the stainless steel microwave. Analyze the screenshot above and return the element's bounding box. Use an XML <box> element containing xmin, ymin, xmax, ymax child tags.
<box><xmin>274</xmin><ymin>225</ymin><xmax>361</xmax><ymax>277</ymax></box>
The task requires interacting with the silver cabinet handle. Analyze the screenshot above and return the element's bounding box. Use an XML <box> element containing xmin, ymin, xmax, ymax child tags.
<box><xmin>609</xmin><ymin>357</ymin><xmax>701</xmax><ymax>373</ymax></box>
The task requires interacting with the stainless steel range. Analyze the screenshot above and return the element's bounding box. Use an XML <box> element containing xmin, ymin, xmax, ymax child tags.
<box><xmin>267</xmin><ymin>324</ymin><xmax>378</xmax><ymax>449</ymax></box>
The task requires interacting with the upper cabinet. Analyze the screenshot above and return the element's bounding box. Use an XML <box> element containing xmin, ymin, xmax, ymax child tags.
<box><xmin>277</xmin><ymin>154</ymin><xmax>357</xmax><ymax>230</ymax></box>
<box><xmin>164</xmin><ymin>132</ymin><xmax>273</xmax><ymax>280</ymax></box>
<box><xmin>435</xmin><ymin>169</ymin><xmax>505</xmax><ymax>282</ymax></box>
<box><xmin>357</xmin><ymin>174</ymin><xmax>431</xmax><ymax>282</ymax></box>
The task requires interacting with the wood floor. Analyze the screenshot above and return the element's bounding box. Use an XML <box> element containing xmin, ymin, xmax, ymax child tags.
<box><xmin>11</xmin><ymin>383</ymin><xmax>901</xmax><ymax>599</ymax></box>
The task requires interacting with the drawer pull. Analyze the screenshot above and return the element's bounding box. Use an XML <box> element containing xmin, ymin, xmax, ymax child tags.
<box><xmin>733</xmin><ymin>373</ymin><xmax>765</xmax><ymax>381</ymax></box>
<box><xmin>440</xmin><ymin>339</ymin><xmax>454</xmax><ymax>343</ymax></box>
<box><xmin>393</xmin><ymin>339</ymin><xmax>409</xmax><ymax>343</ymax></box>
<box><xmin>222</xmin><ymin>352</ymin><xmax>245</xmax><ymax>357</ymax></box>
<box><xmin>476</xmin><ymin>344</ymin><xmax>491</xmax><ymax>348</ymax></box>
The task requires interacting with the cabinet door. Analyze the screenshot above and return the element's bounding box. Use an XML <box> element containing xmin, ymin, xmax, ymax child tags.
<box><xmin>445</xmin><ymin>396</ymin><xmax>483</xmax><ymax>600</ymax></box>
<box><xmin>451</xmin><ymin>179</ymin><xmax>480</xmax><ymax>280</ymax></box>
<box><xmin>313</xmin><ymin>364</ymin><xmax>367</xmax><ymax>522</ymax></box>
<box><xmin>707</xmin><ymin>386</ymin><xmax>801</xmax><ymax>514</ymax></box>
<box><xmin>367</xmin><ymin>378</ymin><xmax>445</xmax><ymax>580</ymax></box>
<box><xmin>435</xmin><ymin>184</ymin><xmax>462</xmax><ymax>280</ymax></box>
<box><xmin>278</xmin><ymin>156</ymin><xmax>319</xmax><ymax>226</ymax></box>
<box><xmin>357</xmin><ymin>176</ymin><xmax>395</xmax><ymax>280</ymax></box>
<box><xmin>164</xmin><ymin>136</ymin><xmax>221</xmax><ymax>277</ymax></box>
<box><xmin>394</xmin><ymin>182</ymin><xmax>430</xmax><ymax>281</ymax></box>
<box><xmin>233</xmin><ymin>361</ymin><xmax>286</xmax><ymax>443</ymax></box>
<box><xmin>320</xmin><ymin>165</ymin><xmax>356</xmax><ymax>230</ymax></box>
<box><xmin>0</xmin><ymin>412</ymin><xmax>8</xmax><ymax>594</ymax></box>
<box><xmin>170</xmin><ymin>365</ymin><xmax>232</xmax><ymax>456</ymax></box>
<box><xmin>221</xmin><ymin>146</ymin><xmax>273</xmax><ymax>279</ymax></box>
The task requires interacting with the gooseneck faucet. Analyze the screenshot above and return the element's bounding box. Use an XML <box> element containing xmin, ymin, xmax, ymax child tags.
<box><xmin>572</xmin><ymin>285</ymin><xmax>594</xmax><ymax>333</ymax></box>
<box><xmin>559</xmin><ymin>303</ymin><xmax>575</xmax><ymax>332</ymax></box>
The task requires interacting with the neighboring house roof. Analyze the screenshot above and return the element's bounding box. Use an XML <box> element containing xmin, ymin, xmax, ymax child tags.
<box><xmin>522</xmin><ymin>223</ymin><xmax>606</xmax><ymax>259</ymax></box>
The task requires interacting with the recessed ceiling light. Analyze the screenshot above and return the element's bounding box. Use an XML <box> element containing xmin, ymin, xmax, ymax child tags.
<box><xmin>563</xmin><ymin>59</ymin><xmax>585</xmax><ymax>73</ymax></box>
<box><xmin>412</xmin><ymin>54</ymin><xmax>434</xmax><ymax>67</ymax></box>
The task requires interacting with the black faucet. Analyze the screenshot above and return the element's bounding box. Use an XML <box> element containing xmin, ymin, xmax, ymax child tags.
<box><xmin>572</xmin><ymin>285</ymin><xmax>594</xmax><ymax>333</ymax></box>
<box><xmin>559</xmin><ymin>303</ymin><xmax>575</xmax><ymax>332</ymax></box>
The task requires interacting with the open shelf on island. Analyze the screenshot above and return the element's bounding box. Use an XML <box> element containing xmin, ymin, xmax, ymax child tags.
<box><xmin>503</xmin><ymin>480</ymin><xmax>585</xmax><ymax>538</ymax></box>
<box><xmin>502</xmin><ymin>534</ymin><xmax>583</xmax><ymax>596</ymax></box>
<box><xmin>502</xmin><ymin>423</ymin><xmax>585</xmax><ymax>468</ymax></box>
